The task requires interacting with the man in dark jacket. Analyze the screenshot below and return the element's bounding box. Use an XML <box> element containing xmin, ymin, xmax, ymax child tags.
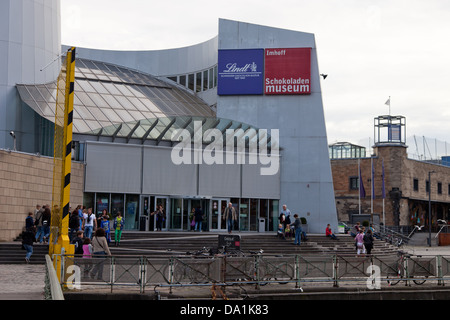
<box><xmin>22</xmin><ymin>226</ymin><xmax>36</xmax><ymax>263</ymax></box>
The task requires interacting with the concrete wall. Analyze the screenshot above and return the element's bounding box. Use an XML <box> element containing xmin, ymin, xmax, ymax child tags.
<box><xmin>0</xmin><ymin>149</ymin><xmax>84</xmax><ymax>241</ymax></box>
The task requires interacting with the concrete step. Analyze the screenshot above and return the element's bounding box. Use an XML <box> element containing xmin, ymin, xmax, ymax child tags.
<box><xmin>0</xmin><ymin>232</ymin><xmax>399</xmax><ymax>264</ymax></box>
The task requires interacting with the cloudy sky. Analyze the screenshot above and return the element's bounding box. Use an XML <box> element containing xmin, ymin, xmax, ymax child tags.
<box><xmin>61</xmin><ymin>0</ymin><xmax>450</xmax><ymax>154</ymax></box>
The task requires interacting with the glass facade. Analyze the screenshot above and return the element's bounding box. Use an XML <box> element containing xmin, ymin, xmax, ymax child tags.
<box><xmin>16</xmin><ymin>58</ymin><xmax>216</xmax><ymax>139</ymax></box>
<box><xmin>83</xmin><ymin>192</ymin><xmax>279</xmax><ymax>232</ymax></box>
<box><xmin>166</xmin><ymin>66</ymin><xmax>218</xmax><ymax>94</ymax></box>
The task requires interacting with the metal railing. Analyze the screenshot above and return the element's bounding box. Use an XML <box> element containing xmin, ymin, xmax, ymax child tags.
<box><xmin>44</xmin><ymin>255</ymin><xmax>65</xmax><ymax>300</ymax></box>
<box><xmin>52</xmin><ymin>252</ymin><xmax>450</xmax><ymax>295</ymax></box>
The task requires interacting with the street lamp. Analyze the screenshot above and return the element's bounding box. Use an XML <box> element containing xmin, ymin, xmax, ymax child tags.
<box><xmin>428</xmin><ymin>171</ymin><xmax>435</xmax><ymax>247</ymax></box>
<box><xmin>9</xmin><ymin>131</ymin><xmax>16</xmax><ymax>151</ymax></box>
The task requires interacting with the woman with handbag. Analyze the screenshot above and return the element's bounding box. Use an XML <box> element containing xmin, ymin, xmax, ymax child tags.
<box><xmin>90</xmin><ymin>228</ymin><xmax>111</xmax><ymax>280</ymax></box>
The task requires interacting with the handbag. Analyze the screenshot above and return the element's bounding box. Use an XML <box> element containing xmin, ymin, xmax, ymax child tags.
<box><xmin>190</xmin><ymin>220</ymin><xmax>195</xmax><ymax>227</ymax></box>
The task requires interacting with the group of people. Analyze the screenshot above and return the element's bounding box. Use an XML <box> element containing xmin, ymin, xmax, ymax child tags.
<box><xmin>22</xmin><ymin>204</ymin><xmax>53</xmax><ymax>263</ymax></box>
<box><xmin>21</xmin><ymin>204</ymin><xmax>125</xmax><ymax>264</ymax></box>
<box><xmin>189</xmin><ymin>206</ymin><xmax>204</xmax><ymax>232</ymax></box>
<box><xmin>277</xmin><ymin>205</ymin><xmax>308</xmax><ymax>246</ymax></box>
<box><xmin>350</xmin><ymin>222</ymin><xmax>375</xmax><ymax>255</ymax></box>
<box><xmin>68</xmin><ymin>206</ymin><xmax>125</xmax><ymax>247</ymax></box>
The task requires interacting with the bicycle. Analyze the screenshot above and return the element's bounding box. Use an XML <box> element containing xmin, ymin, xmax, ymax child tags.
<box><xmin>164</xmin><ymin>254</ymin><xmax>214</xmax><ymax>284</ymax></box>
<box><xmin>387</xmin><ymin>252</ymin><xmax>429</xmax><ymax>286</ymax></box>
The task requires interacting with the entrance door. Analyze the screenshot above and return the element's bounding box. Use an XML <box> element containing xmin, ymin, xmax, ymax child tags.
<box><xmin>140</xmin><ymin>196</ymin><xmax>151</xmax><ymax>231</ymax></box>
<box><xmin>211</xmin><ymin>199</ymin><xmax>229</xmax><ymax>231</ymax></box>
<box><xmin>154</xmin><ymin>197</ymin><xmax>169</xmax><ymax>231</ymax></box>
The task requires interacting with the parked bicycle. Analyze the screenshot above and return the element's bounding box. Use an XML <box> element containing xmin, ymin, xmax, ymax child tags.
<box><xmin>387</xmin><ymin>252</ymin><xmax>429</xmax><ymax>286</ymax></box>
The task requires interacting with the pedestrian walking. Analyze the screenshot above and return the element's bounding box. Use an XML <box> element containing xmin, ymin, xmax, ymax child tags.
<box><xmin>355</xmin><ymin>229</ymin><xmax>366</xmax><ymax>255</ymax></box>
<box><xmin>25</xmin><ymin>212</ymin><xmax>34</xmax><ymax>230</ymax></box>
<box><xmin>194</xmin><ymin>206</ymin><xmax>204</xmax><ymax>232</ymax></box>
<box><xmin>22</xmin><ymin>226</ymin><xmax>35</xmax><ymax>263</ymax></box>
<box><xmin>363</xmin><ymin>229</ymin><xmax>374</xmax><ymax>255</ymax></box>
<box><xmin>222</xmin><ymin>202</ymin><xmax>238</xmax><ymax>234</ymax></box>
<box><xmin>90</xmin><ymin>228</ymin><xmax>111</xmax><ymax>280</ymax></box>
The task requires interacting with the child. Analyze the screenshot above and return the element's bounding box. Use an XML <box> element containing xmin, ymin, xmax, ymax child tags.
<box><xmin>100</xmin><ymin>215</ymin><xmax>111</xmax><ymax>244</ymax></box>
<box><xmin>82</xmin><ymin>238</ymin><xmax>93</xmax><ymax>277</ymax></box>
<box><xmin>71</xmin><ymin>230</ymin><xmax>84</xmax><ymax>255</ymax></box>
<box><xmin>114</xmin><ymin>212</ymin><xmax>125</xmax><ymax>246</ymax></box>
<box><xmin>285</xmin><ymin>225</ymin><xmax>292</xmax><ymax>240</ymax></box>
<box><xmin>355</xmin><ymin>229</ymin><xmax>366</xmax><ymax>255</ymax></box>
<box><xmin>277</xmin><ymin>224</ymin><xmax>286</xmax><ymax>240</ymax></box>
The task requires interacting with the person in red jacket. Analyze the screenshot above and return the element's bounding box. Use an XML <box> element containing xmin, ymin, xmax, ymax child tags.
<box><xmin>326</xmin><ymin>224</ymin><xmax>339</xmax><ymax>240</ymax></box>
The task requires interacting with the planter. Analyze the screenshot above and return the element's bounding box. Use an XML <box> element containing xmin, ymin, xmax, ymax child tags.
<box><xmin>438</xmin><ymin>233</ymin><xmax>450</xmax><ymax>246</ymax></box>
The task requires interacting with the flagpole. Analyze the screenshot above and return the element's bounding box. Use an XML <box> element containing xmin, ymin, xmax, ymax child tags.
<box><xmin>371</xmin><ymin>156</ymin><xmax>373</xmax><ymax>215</ymax></box>
<box><xmin>358</xmin><ymin>158</ymin><xmax>361</xmax><ymax>215</ymax></box>
<box><xmin>382</xmin><ymin>158</ymin><xmax>386</xmax><ymax>230</ymax></box>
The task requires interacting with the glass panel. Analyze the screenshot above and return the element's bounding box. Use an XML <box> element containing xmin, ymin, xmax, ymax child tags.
<box><xmin>83</xmin><ymin>193</ymin><xmax>95</xmax><ymax>210</ymax></box>
<box><xmin>90</xmin><ymin>81</ymin><xmax>109</xmax><ymax>94</ymax></box>
<box><xmin>76</xmin><ymin>91</ymin><xmax>96</xmax><ymax>107</ymax></box>
<box><xmin>102</xmin><ymin>82</ymin><xmax>122</xmax><ymax>95</ymax></box>
<box><xmin>86</xmin><ymin>106</ymin><xmax>109</xmax><ymax>122</ymax></box>
<box><xmin>125</xmin><ymin>194</ymin><xmax>139</xmax><ymax>230</ymax></box>
<box><xmin>96</xmin><ymin>193</ymin><xmax>110</xmax><ymax>217</ymax></box>
<box><xmin>76</xmin><ymin>80</ymin><xmax>96</xmax><ymax>93</ymax></box>
<box><xmin>126</xmin><ymin>97</ymin><xmax>147</xmax><ymax>112</ymax></box>
<box><xmin>203</xmin><ymin>70</ymin><xmax>208</xmax><ymax>91</ymax></box>
<box><xmin>212</xmin><ymin>200</ymin><xmax>219</xmax><ymax>230</ymax></box>
<box><xmin>111</xmin><ymin>194</ymin><xmax>124</xmax><ymax>219</ymax></box>
<box><xmin>196</xmin><ymin>72</ymin><xmax>202</xmax><ymax>93</ymax></box>
<box><xmin>140</xmin><ymin>98</ymin><xmax>162</xmax><ymax>113</ymax></box>
<box><xmin>240</xmin><ymin>199</ymin><xmax>249</xmax><ymax>231</ymax></box>
<box><xmin>183</xmin><ymin>199</ymin><xmax>189</xmax><ymax>231</ymax></box>
<box><xmin>102</xmin><ymin>95</ymin><xmax>122</xmax><ymax>109</ymax></box>
<box><xmin>115</xmin><ymin>95</ymin><xmax>137</xmax><ymax>110</ymax></box>
<box><xmin>155</xmin><ymin>198</ymin><xmax>168</xmax><ymax>230</ymax></box>
<box><xmin>250</xmin><ymin>199</ymin><xmax>258</xmax><ymax>231</ymax></box>
<box><xmin>115</xmin><ymin>84</ymin><xmax>134</xmax><ymax>96</ymax></box>
<box><xmin>269</xmin><ymin>200</ymin><xmax>279</xmax><ymax>232</ymax></box>
<box><xmin>114</xmin><ymin>109</ymin><xmax>135</xmax><ymax>123</ymax></box>
<box><xmin>170</xmin><ymin>198</ymin><xmax>182</xmax><ymax>229</ymax></box>
<box><xmin>209</xmin><ymin>68</ymin><xmax>214</xmax><ymax>89</ymax></box>
<box><xmin>179</xmin><ymin>75</ymin><xmax>186</xmax><ymax>87</ymax></box>
<box><xmin>260</xmin><ymin>199</ymin><xmax>268</xmax><ymax>231</ymax></box>
<box><xmin>128</xmin><ymin>110</ymin><xmax>144</xmax><ymax>121</ymax></box>
<box><xmin>75</xmin><ymin>105</ymin><xmax>95</xmax><ymax>120</ymax></box>
<box><xmin>188</xmin><ymin>74</ymin><xmax>195</xmax><ymax>91</ymax></box>
<box><xmin>88</xmin><ymin>93</ymin><xmax>109</xmax><ymax>108</ymax></box>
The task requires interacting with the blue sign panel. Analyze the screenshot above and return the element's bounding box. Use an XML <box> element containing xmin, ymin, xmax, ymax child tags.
<box><xmin>217</xmin><ymin>49</ymin><xmax>264</xmax><ymax>95</ymax></box>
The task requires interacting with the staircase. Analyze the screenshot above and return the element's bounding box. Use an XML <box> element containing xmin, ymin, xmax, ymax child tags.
<box><xmin>0</xmin><ymin>232</ymin><xmax>400</xmax><ymax>264</ymax></box>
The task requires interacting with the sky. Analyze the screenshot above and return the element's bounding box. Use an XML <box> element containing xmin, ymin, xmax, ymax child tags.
<box><xmin>61</xmin><ymin>0</ymin><xmax>450</xmax><ymax>155</ymax></box>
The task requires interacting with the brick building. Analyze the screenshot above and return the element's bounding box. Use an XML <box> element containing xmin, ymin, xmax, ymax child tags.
<box><xmin>330</xmin><ymin>115</ymin><xmax>450</xmax><ymax>230</ymax></box>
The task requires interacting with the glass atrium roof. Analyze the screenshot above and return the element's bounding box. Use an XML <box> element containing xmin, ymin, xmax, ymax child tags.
<box><xmin>16</xmin><ymin>58</ymin><xmax>216</xmax><ymax>139</ymax></box>
<box><xmin>16</xmin><ymin>58</ymin><xmax>276</xmax><ymax>147</ymax></box>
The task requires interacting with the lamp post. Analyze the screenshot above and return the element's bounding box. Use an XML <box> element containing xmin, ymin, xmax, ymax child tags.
<box><xmin>428</xmin><ymin>171</ymin><xmax>435</xmax><ymax>247</ymax></box>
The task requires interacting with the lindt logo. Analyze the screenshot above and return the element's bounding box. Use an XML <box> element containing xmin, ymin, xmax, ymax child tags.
<box><xmin>223</xmin><ymin>62</ymin><xmax>258</xmax><ymax>73</ymax></box>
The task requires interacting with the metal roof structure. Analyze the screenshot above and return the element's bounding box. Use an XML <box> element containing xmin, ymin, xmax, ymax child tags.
<box><xmin>16</xmin><ymin>58</ymin><xmax>275</xmax><ymax>147</ymax></box>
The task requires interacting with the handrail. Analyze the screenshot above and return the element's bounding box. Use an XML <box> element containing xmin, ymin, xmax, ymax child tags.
<box><xmin>45</xmin><ymin>255</ymin><xmax>65</xmax><ymax>300</ymax></box>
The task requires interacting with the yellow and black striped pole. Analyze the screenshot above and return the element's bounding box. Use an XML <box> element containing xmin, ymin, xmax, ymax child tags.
<box><xmin>49</xmin><ymin>47</ymin><xmax>76</xmax><ymax>282</ymax></box>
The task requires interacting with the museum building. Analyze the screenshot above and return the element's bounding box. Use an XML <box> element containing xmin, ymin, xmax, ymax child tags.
<box><xmin>0</xmin><ymin>0</ymin><xmax>338</xmax><ymax>239</ymax></box>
